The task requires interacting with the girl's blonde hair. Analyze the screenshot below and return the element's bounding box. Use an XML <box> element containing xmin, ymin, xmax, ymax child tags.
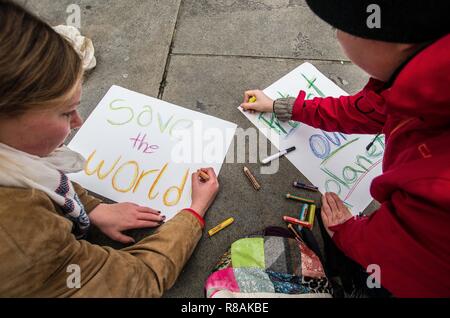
<box><xmin>0</xmin><ymin>0</ymin><xmax>83</xmax><ymax>118</ymax></box>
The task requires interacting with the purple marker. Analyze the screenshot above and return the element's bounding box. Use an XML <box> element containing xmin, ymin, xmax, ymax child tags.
<box><xmin>293</xmin><ymin>181</ymin><xmax>319</xmax><ymax>192</ymax></box>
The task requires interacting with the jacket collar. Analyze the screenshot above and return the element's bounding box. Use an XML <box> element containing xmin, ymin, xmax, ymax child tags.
<box><xmin>383</xmin><ymin>41</ymin><xmax>435</xmax><ymax>89</ymax></box>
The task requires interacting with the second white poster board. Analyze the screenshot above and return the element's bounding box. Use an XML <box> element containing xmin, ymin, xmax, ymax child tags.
<box><xmin>240</xmin><ymin>63</ymin><xmax>384</xmax><ymax>214</ymax></box>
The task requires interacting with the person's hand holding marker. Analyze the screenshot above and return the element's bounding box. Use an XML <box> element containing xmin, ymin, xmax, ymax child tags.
<box><xmin>190</xmin><ymin>168</ymin><xmax>220</xmax><ymax>218</ymax></box>
<box><xmin>241</xmin><ymin>90</ymin><xmax>274</xmax><ymax>113</ymax></box>
<box><xmin>321</xmin><ymin>192</ymin><xmax>353</xmax><ymax>238</ymax></box>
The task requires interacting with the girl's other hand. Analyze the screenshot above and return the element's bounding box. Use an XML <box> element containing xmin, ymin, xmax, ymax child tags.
<box><xmin>321</xmin><ymin>192</ymin><xmax>353</xmax><ymax>238</ymax></box>
<box><xmin>89</xmin><ymin>203</ymin><xmax>165</xmax><ymax>244</ymax></box>
<box><xmin>240</xmin><ymin>90</ymin><xmax>274</xmax><ymax>113</ymax></box>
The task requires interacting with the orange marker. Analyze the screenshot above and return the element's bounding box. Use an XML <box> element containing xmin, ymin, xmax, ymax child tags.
<box><xmin>197</xmin><ymin>170</ymin><xmax>210</xmax><ymax>182</ymax></box>
<box><xmin>283</xmin><ymin>216</ymin><xmax>312</xmax><ymax>229</ymax></box>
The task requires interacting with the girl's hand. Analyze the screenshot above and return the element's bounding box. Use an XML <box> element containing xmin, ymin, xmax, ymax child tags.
<box><xmin>240</xmin><ymin>90</ymin><xmax>274</xmax><ymax>113</ymax></box>
<box><xmin>89</xmin><ymin>203</ymin><xmax>165</xmax><ymax>244</ymax></box>
<box><xmin>190</xmin><ymin>168</ymin><xmax>220</xmax><ymax>218</ymax></box>
<box><xmin>321</xmin><ymin>192</ymin><xmax>353</xmax><ymax>238</ymax></box>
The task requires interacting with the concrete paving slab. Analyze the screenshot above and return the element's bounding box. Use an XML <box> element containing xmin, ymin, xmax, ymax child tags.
<box><xmin>24</xmin><ymin>0</ymin><xmax>181</xmax><ymax>122</ymax></box>
<box><xmin>173</xmin><ymin>0</ymin><xmax>348</xmax><ymax>60</ymax></box>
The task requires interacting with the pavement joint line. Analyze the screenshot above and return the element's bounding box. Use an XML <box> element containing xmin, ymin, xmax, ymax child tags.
<box><xmin>170</xmin><ymin>52</ymin><xmax>352</xmax><ymax>64</ymax></box>
<box><xmin>158</xmin><ymin>0</ymin><xmax>183</xmax><ymax>100</ymax></box>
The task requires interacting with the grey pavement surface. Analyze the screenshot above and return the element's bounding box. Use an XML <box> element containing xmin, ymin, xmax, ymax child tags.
<box><xmin>24</xmin><ymin>0</ymin><xmax>378</xmax><ymax>298</ymax></box>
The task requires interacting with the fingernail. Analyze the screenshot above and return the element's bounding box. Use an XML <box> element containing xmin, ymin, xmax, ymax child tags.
<box><xmin>162</xmin><ymin>215</ymin><xmax>166</xmax><ymax>220</ymax></box>
<box><xmin>158</xmin><ymin>211</ymin><xmax>161</xmax><ymax>214</ymax></box>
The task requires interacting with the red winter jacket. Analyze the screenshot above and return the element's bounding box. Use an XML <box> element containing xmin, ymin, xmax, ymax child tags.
<box><xmin>292</xmin><ymin>34</ymin><xmax>450</xmax><ymax>297</ymax></box>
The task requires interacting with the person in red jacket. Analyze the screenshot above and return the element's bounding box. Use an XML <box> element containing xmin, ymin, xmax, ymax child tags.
<box><xmin>241</xmin><ymin>0</ymin><xmax>450</xmax><ymax>297</ymax></box>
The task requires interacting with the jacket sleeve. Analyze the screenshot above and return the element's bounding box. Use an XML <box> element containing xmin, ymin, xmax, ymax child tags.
<box><xmin>0</xmin><ymin>191</ymin><xmax>204</xmax><ymax>297</ymax></box>
<box><xmin>292</xmin><ymin>78</ymin><xmax>387</xmax><ymax>134</ymax></box>
<box><xmin>71</xmin><ymin>181</ymin><xmax>102</xmax><ymax>213</ymax></box>
<box><xmin>328</xmin><ymin>201</ymin><xmax>443</xmax><ymax>297</ymax></box>
<box><xmin>77</xmin><ymin>211</ymin><xmax>203</xmax><ymax>297</ymax></box>
<box><xmin>329</xmin><ymin>214</ymin><xmax>381</xmax><ymax>269</ymax></box>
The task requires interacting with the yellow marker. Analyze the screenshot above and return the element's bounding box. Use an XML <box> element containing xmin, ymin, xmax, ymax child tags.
<box><xmin>249</xmin><ymin>96</ymin><xmax>257</xmax><ymax>103</ymax></box>
<box><xmin>208</xmin><ymin>217</ymin><xmax>234</xmax><ymax>237</ymax></box>
<box><xmin>308</xmin><ymin>204</ymin><xmax>316</xmax><ymax>226</ymax></box>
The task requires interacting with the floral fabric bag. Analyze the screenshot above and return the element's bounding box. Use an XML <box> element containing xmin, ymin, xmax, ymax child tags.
<box><xmin>205</xmin><ymin>227</ymin><xmax>333</xmax><ymax>298</ymax></box>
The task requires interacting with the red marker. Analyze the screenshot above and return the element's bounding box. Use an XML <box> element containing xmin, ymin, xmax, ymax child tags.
<box><xmin>283</xmin><ymin>216</ymin><xmax>312</xmax><ymax>229</ymax></box>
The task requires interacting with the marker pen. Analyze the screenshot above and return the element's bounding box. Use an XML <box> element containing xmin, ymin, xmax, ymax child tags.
<box><xmin>208</xmin><ymin>217</ymin><xmax>234</xmax><ymax>237</ymax></box>
<box><xmin>261</xmin><ymin>147</ymin><xmax>296</xmax><ymax>164</ymax></box>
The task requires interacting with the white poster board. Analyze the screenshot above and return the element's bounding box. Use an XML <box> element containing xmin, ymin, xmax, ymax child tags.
<box><xmin>69</xmin><ymin>85</ymin><xmax>237</xmax><ymax>220</ymax></box>
<box><xmin>240</xmin><ymin>63</ymin><xmax>384</xmax><ymax>214</ymax></box>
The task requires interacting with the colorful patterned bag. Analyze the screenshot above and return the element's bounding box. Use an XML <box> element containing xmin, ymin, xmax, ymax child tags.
<box><xmin>205</xmin><ymin>227</ymin><xmax>333</xmax><ymax>298</ymax></box>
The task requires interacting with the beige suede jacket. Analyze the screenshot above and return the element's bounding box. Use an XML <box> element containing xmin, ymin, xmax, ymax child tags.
<box><xmin>0</xmin><ymin>183</ymin><xmax>203</xmax><ymax>297</ymax></box>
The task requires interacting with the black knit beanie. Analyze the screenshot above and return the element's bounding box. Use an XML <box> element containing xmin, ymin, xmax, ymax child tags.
<box><xmin>305</xmin><ymin>0</ymin><xmax>450</xmax><ymax>43</ymax></box>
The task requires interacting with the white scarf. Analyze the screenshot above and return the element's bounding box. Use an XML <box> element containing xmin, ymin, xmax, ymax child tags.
<box><xmin>0</xmin><ymin>143</ymin><xmax>90</xmax><ymax>238</ymax></box>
